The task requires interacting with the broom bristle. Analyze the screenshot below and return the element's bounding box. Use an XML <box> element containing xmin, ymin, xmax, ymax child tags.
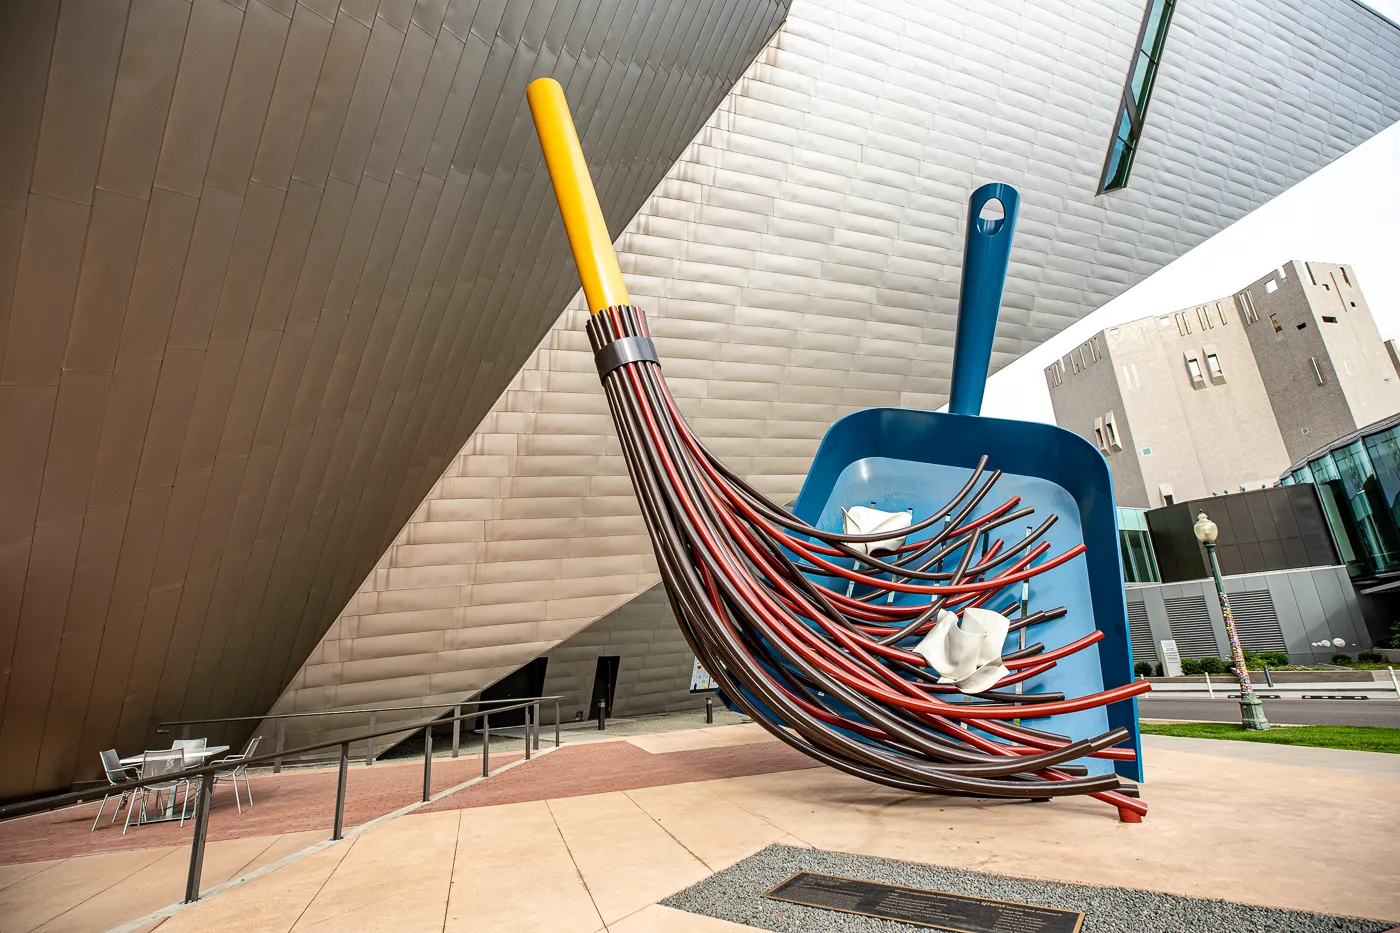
<box><xmin>588</xmin><ymin>304</ymin><xmax>1150</xmax><ymax>819</ymax></box>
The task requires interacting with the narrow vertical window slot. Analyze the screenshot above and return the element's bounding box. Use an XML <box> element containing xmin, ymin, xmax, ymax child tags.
<box><xmin>1097</xmin><ymin>0</ymin><xmax>1178</xmax><ymax>193</ymax></box>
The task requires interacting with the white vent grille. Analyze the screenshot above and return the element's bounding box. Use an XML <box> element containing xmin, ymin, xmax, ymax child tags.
<box><xmin>1227</xmin><ymin>591</ymin><xmax>1288</xmax><ymax>654</ymax></box>
<box><xmin>1127</xmin><ymin>602</ymin><xmax>1157</xmax><ymax>663</ymax></box>
<box><xmin>1165</xmin><ymin>595</ymin><xmax>1220</xmax><ymax>658</ymax></box>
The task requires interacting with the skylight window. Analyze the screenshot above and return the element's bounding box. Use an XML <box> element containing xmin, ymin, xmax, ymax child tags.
<box><xmin>1098</xmin><ymin>0</ymin><xmax>1178</xmax><ymax>193</ymax></box>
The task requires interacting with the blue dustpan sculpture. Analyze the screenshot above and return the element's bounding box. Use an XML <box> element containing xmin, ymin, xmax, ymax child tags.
<box><xmin>790</xmin><ymin>183</ymin><xmax>1144</xmax><ymax>783</ymax></box>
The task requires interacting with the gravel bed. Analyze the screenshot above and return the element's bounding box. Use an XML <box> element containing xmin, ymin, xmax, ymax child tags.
<box><xmin>662</xmin><ymin>844</ymin><xmax>1393</xmax><ymax>933</ymax></box>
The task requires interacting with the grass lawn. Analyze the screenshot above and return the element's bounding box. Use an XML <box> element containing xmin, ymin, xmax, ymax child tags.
<box><xmin>1141</xmin><ymin>721</ymin><xmax>1400</xmax><ymax>754</ymax></box>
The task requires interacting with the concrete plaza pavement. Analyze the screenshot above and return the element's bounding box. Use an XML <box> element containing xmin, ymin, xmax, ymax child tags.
<box><xmin>2</xmin><ymin>722</ymin><xmax>1397</xmax><ymax>932</ymax></box>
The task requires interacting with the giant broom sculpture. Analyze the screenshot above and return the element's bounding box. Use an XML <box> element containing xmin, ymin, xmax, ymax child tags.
<box><xmin>528</xmin><ymin>78</ymin><xmax>1151</xmax><ymax>821</ymax></box>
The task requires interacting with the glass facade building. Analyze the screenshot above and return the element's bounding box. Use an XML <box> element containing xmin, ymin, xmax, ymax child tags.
<box><xmin>1117</xmin><ymin>508</ymin><xmax>1161</xmax><ymax>583</ymax></box>
<box><xmin>1281</xmin><ymin>413</ymin><xmax>1400</xmax><ymax>578</ymax></box>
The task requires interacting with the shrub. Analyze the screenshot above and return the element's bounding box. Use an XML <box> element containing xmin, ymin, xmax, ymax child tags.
<box><xmin>1200</xmin><ymin>656</ymin><xmax>1229</xmax><ymax>674</ymax></box>
<box><xmin>1379</xmin><ymin>622</ymin><xmax>1400</xmax><ymax>649</ymax></box>
<box><xmin>1357</xmin><ymin>651</ymin><xmax>1384</xmax><ymax>663</ymax></box>
<box><xmin>1331</xmin><ymin>653</ymin><xmax>1354</xmax><ymax>665</ymax></box>
<box><xmin>1155</xmin><ymin>663</ymin><xmax>1165</xmax><ymax>677</ymax></box>
<box><xmin>1134</xmin><ymin>661</ymin><xmax>1155</xmax><ymax>677</ymax></box>
<box><xmin>1180</xmin><ymin>658</ymin><xmax>1202</xmax><ymax>675</ymax></box>
<box><xmin>1258</xmin><ymin>652</ymin><xmax>1289</xmax><ymax>667</ymax></box>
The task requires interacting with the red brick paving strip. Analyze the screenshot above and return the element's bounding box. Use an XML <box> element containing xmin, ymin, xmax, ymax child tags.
<box><xmin>422</xmin><ymin>738</ymin><xmax>818</xmax><ymax>811</ymax></box>
<box><xmin>0</xmin><ymin>738</ymin><xmax>816</xmax><ymax>866</ymax></box>
<box><xmin>0</xmin><ymin>753</ymin><xmax>521</xmax><ymax>865</ymax></box>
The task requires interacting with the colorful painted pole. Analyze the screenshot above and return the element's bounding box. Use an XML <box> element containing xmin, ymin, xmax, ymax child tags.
<box><xmin>1194</xmin><ymin>511</ymin><xmax>1270</xmax><ymax>730</ymax></box>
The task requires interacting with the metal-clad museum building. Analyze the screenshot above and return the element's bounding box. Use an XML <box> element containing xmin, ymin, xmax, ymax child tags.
<box><xmin>1</xmin><ymin>0</ymin><xmax>1397</xmax><ymax>797</ymax></box>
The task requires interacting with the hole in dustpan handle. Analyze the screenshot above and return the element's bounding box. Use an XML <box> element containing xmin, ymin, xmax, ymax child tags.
<box><xmin>948</xmin><ymin>182</ymin><xmax>1020</xmax><ymax>418</ymax></box>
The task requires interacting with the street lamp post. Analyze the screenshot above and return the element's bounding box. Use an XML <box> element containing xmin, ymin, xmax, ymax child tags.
<box><xmin>1193</xmin><ymin>511</ymin><xmax>1270</xmax><ymax>730</ymax></box>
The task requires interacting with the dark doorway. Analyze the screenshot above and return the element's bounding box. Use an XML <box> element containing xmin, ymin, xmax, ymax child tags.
<box><xmin>588</xmin><ymin>655</ymin><xmax>621</xmax><ymax>719</ymax></box>
<box><xmin>475</xmin><ymin>656</ymin><xmax>549</xmax><ymax>729</ymax></box>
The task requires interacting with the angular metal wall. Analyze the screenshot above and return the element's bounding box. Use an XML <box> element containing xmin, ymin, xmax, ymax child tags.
<box><xmin>539</xmin><ymin>585</ymin><xmax>700</xmax><ymax>724</ymax></box>
<box><xmin>0</xmin><ymin>0</ymin><xmax>787</xmax><ymax>799</ymax></box>
<box><xmin>266</xmin><ymin>0</ymin><xmax>1400</xmax><ymax>756</ymax></box>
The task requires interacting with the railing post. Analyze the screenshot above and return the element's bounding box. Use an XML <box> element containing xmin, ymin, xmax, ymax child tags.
<box><xmin>524</xmin><ymin>704</ymin><xmax>532</xmax><ymax>761</ymax></box>
<box><xmin>452</xmin><ymin>705</ymin><xmax>461</xmax><ymax>758</ymax></box>
<box><xmin>180</xmin><ymin>724</ymin><xmax>191</xmax><ymax>740</ymax></box>
<box><xmin>366</xmin><ymin>712</ymin><xmax>376</xmax><ymax>767</ymax></box>
<box><xmin>533</xmin><ymin>702</ymin><xmax>541</xmax><ymax>751</ymax></box>
<box><xmin>273</xmin><ymin>719</ymin><xmax>286</xmax><ymax>773</ymax></box>
<box><xmin>333</xmin><ymin>743</ymin><xmax>349</xmax><ymax>841</ymax></box>
<box><xmin>597</xmin><ymin>698</ymin><xmax>606</xmax><ymax>730</ymax></box>
<box><xmin>482</xmin><ymin>713</ymin><xmax>490</xmax><ymax>777</ymax></box>
<box><xmin>183</xmin><ymin>775</ymin><xmax>214</xmax><ymax>903</ymax></box>
<box><xmin>422</xmin><ymin>725</ymin><xmax>433</xmax><ymax>802</ymax></box>
<box><xmin>554</xmin><ymin>699</ymin><xmax>561</xmax><ymax>748</ymax></box>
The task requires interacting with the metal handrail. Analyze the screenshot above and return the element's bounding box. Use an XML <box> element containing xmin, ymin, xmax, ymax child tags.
<box><xmin>156</xmin><ymin>696</ymin><xmax>564</xmax><ymax>772</ymax></box>
<box><xmin>156</xmin><ymin>697</ymin><xmax>552</xmax><ymax>728</ymax></box>
<box><xmin>0</xmin><ymin>696</ymin><xmax>563</xmax><ymax>905</ymax></box>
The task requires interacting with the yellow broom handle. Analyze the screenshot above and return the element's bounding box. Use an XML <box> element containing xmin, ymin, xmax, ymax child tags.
<box><xmin>527</xmin><ymin>77</ymin><xmax>630</xmax><ymax>314</ymax></box>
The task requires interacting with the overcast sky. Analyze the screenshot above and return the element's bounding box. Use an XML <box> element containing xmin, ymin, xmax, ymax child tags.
<box><xmin>979</xmin><ymin>0</ymin><xmax>1400</xmax><ymax>424</ymax></box>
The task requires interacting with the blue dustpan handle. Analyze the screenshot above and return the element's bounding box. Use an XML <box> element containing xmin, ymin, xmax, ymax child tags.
<box><xmin>948</xmin><ymin>183</ymin><xmax>1019</xmax><ymax>417</ymax></box>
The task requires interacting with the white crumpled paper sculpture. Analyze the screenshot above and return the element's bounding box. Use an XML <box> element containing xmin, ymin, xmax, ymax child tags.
<box><xmin>913</xmin><ymin>607</ymin><xmax>1012</xmax><ymax>695</ymax></box>
<box><xmin>840</xmin><ymin>505</ymin><xmax>912</xmax><ymax>557</ymax></box>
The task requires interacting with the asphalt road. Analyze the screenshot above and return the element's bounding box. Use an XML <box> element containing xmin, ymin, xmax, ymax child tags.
<box><xmin>1139</xmin><ymin>696</ymin><xmax>1400</xmax><ymax>728</ymax></box>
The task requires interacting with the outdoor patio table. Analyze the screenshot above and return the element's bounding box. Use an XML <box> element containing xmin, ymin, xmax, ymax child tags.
<box><xmin>119</xmin><ymin>745</ymin><xmax>230</xmax><ymax>821</ymax></box>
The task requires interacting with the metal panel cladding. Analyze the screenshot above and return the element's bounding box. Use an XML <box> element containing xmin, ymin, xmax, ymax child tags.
<box><xmin>0</xmin><ymin>0</ymin><xmax>789</xmax><ymax>800</ymax></box>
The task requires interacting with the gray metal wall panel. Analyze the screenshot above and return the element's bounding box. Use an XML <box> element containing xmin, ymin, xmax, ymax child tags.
<box><xmin>540</xmin><ymin>585</ymin><xmax>704</xmax><ymax>722</ymax></box>
<box><xmin>0</xmin><ymin>0</ymin><xmax>787</xmax><ymax>799</ymax></box>
<box><xmin>1136</xmin><ymin>568</ymin><xmax>1371</xmax><ymax>666</ymax></box>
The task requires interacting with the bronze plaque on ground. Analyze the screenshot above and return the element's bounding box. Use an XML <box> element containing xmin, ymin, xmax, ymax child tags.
<box><xmin>763</xmin><ymin>872</ymin><xmax>1084</xmax><ymax>933</ymax></box>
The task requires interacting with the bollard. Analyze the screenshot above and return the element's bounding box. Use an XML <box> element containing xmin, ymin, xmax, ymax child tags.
<box><xmin>1390</xmin><ymin>666</ymin><xmax>1399</xmax><ymax>700</ymax></box>
<box><xmin>1263</xmin><ymin>665</ymin><xmax>1274</xmax><ymax>688</ymax></box>
<box><xmin>366</xmin><ymin>711</ymin><xmax>376</xmax><ymax>766</ymax></box>
<box><xmin>183</xmin><ymin>775</ymin><xmax>214</xmax><ymax>903</ymax></box>
<box><xmin>1205</xmin><ymin>672</ymin><xmax>1214</xmax><ymax>698</ymax></box>
<box><xmin>452</xmin><ymin>704</ymin><xmax>461</xmax><ymax>758</ymax></box>
<box><xmin>273</xmin><ymin>719</ymin><xmax>286</xmax><ymax>773</ymax></box>
<box><xmin>333</xmin><ymin>742</ymin><xmax>349</xmax><ymax>840</ymax></box>
<box><xmin>482</xmin><ymin>713</ymin><xmax>491</xmax><ymax>777</ymax></box>
<box><xmin>597</xmin><ymin>698</ymin><xmax>606</xmax><ymax>730</ymax></box>
<box><xmin>706</xmin><ymin>696</ymin><xmax>713</xmax><ymax>724</ymax></box>
<box><xmin>422</xmin><ymin>725</ymin><xmax>433</xmax><ymax>802</ymax></box>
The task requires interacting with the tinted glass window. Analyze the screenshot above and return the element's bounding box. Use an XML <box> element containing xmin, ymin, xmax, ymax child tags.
<box><xmin>1099</xmin><ymin>0</ymin><xmax>1177</xmax><ymax>192</ymax></box>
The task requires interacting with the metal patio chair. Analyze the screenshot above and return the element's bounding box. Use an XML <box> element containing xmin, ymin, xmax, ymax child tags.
<box><xmin>91</xmin><ymin>749</ymin><xmax>138</xmax><ymax>831</ymax></box>
<box><xmin>212</xmin><ymin>735</ymin><xmax>261</xmax><ymax>814</ymax></box>
<box><xmin>123</xmin><ymin>749</ymin><xmax>191</xmax><ymax>834</ymax></box>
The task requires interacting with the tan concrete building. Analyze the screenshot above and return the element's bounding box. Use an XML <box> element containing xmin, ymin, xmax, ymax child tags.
<box><xmin>1242</xmin><ymin>262</ymin><xmax>1400</xmax><ymax>462</ymax></box>
<box><xmin>1047</xmin><ymin>262</ymin><xmax>1400</xmax><ymax>508</ymax></box>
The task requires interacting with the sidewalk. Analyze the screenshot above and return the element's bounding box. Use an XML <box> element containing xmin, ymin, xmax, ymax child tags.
<box><xmin>136</xmin><ymin>732</ymin><xmax>1400</xmax><ymax>930</ymax></box>
<box><xmin>4</xmin><ymin>724</ymin><xmax>1398</xmax><ymax>932</ymax></box>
